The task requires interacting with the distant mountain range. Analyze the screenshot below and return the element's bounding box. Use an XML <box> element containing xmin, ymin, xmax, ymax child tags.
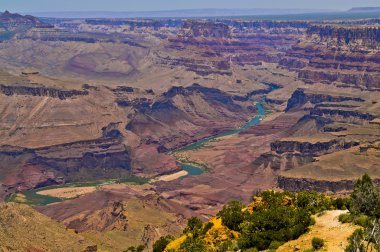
<box><xmin>0</xmin><ymin>7</ymin><xmax>375</xmax><ymax>19</ymax></box>
<box><xmin>348</xmin><ymin>7</ymin><xmax>380</xmax><ymax>13</ymax></box>
<box><xmin>22</xmin><ymin>8</ymin><xmax>338</xmax><ymax>19</ymax></box>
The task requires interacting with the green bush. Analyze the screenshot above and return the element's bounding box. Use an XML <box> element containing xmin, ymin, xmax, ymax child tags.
<box><xmin>338</xmin><ymin>213</ymin><xmax>353</xmax><ymax>223</ymax></box>
<box><xmin>311</xmin><ymin>237</ymin><xmax>324</xmax><ymax>250</ymax></box>
<box><xmin>238</xmin><ymin>205</ymin><xmax>312</xmax><ymax>250</ymax></box>
<box><xmin>124</xmin><ymin>245</ymin><xmax>145</xmax><ymax>252</ymax></box>
<box><xmin>334</xmin><ymin>197</ymin><xmax>351</xmax><ymax>210</ymax></box>
<box><xmin>201</xmin><ymin>222</ymin><xmax>214</xmax><ymax>235</ymax></box>
<box><xmin>179</xmin><ymin>237</ymin><xmax>207</xmax><ymax>252</ymax></box>
<box><xmin>345</xmin><ymin>229</ymin><xmax>365</xmax><ymax>252</ymax></box>
<box><xmin>350</xmin><ymin>174</ymin><xmax>380</xmax><ymax>217</ymax></box>
<box><xmin>352</xmin><ymin>214</ymin><xmax>370</xmax><ymax>227</ymax></box>
<box><xmin>183</xmin><ymin>217</ymin><xmax>203</xmax><ymax>238</ymax></box>
<box><xmin>269</xmin><ymin>240</ymin><xmax>284</xmax><ymax>249</ymax></box>
<box><xmin>153</xmin><ymin>235</ymin><xmax>175</xmax><ymax>252</ymax></box>
<box><xmin>217</xmin><ymin>201</ymin><xmax>247</xmax><ymax>231</ymax></box>
<box><xmin>243</xmin><ymin>248</ymin><xmax>258</xmax><ymax>252</ymax></box>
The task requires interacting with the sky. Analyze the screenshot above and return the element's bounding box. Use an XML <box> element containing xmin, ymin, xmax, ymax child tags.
<box><xmin>1</xmin><ymin>0</ymin><xmax>380</xmax><ymax>12</ymax></box>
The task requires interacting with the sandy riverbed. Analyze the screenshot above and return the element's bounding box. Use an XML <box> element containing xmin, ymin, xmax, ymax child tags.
<box><xmin>37</xmin><ymin>186</ymin><xmax>97</xmax><ymax>199</ymax></box>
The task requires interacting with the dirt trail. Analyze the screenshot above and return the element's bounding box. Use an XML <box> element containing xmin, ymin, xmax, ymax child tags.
<box><xmin>277</xmin><ymin>210</ymin><xmax>358</xmax><ymax>252</ymax></box>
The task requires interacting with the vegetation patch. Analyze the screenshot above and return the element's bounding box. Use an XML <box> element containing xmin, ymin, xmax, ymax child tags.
<box><xmin>155</xmin><ymin>190</ymin><xmax>345</xmax><ymax>251</ymax></box>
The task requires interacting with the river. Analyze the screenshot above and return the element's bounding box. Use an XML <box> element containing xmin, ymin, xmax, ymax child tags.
<box><xmin>176</xmin><ymin>99</ymin><xmax>267</xmax><ymax>177</ymax></box>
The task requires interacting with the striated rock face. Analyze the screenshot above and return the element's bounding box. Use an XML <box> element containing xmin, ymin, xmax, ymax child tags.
<box><xmin>307</xmin><ymin>25</ymin><xmax>380</xmax><ymax>49</ymax></box>
<box><xmin>271</xmin><ymin>139</ymin><xmax>360</xmax><ymax>156</ymax></box>
<box><xmin>126</xmin><ymin>83</ymin><xmax>255</xmax><ymax>151</ymax></box>
<box><xmin>285</xmin><ymin>89</ymin><xmax>364</xmax><ymax>112</ymax></box>
<box><xmin>310</xmin><ymin>108</ymin><xmax>375</xmax><ymax>123</ymax></box>
<box><xmin>0</xmin><ymin>132</ymin><xmax>132</xmax><ymax>198</ymax></box>
<box><xmin>159</xmin><ymin>20</ymin><xmax>302</xmax><ymax>76</ymax></box>
<box><xmin>253</xmin><ymin>139</ymin><xmax>359</xmax><ymax>171</ymax></box>
<box><xmin>179</xmin><ymin>20</ymin><xmax>231</xmax><ymax>38</ymax></box>
<box><xmin>278</xmin><ymin>176</ymin><xmax>380</xmax><ymax>192</ymax></box>
<box><xmin>66</xmin><ymin>200</ymin><xmax>129</xmax><ymax>232</ymax></box>
<box><xmin>85</xmin><ymin>18</ymin><xmax>184</xmax><ymax>29</ymax></box>
<box><xmin>0</xmin><ymin>84</ymin><xmax>88</xmax><ymax>100</ymax></box>
<box><xmin>220</xmin><ymin>20</ymin><xmax>309</xmax><ymax>31</ymax></box>
<box><xmin>281</xmin><ymin>25</ymin><xmax>380</xmax><ymax>90</ymax></box>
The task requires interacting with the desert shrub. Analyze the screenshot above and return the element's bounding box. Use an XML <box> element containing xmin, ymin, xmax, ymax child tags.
<box><xmin>303</xmin><ymin>248</ymin><xmax>314</xmax><ymax>252</ymax></box>
<box><xmin>345</xmin><ymin>229</ymin><xmax>365</xmax><ymax>252</ymax></box>
<box><xmin>214</xmin><ymin>240</ymin><xmax>234</xmax><ymax>252</ymax></box>
<box><xmin>344</xmin><ymin>175</ymin><xmax>380</xmax><ymax>251</ymax></box>
<box><xmin>238</xmin><ymin>205</ymin><xmax>312</xmax><ymax>250</ymax></box>
<box><xmin>295</xmin><ymin>191</ymin><xmax>334</xmax><ymax>214</ymax></box>
<box><xmin>350</xmin><ymin>174</ymin><xmax>380</xmax><ymax>217</ymax></box>
<box><xmin>310</xmin><ymin>217</ymin><xmax>316</xmax><ymax>226</ymax></box>
<box><xmin>217</xmin><ymin>201</ymin><xmax>247</xmax><ymax>231</ymax></box>
<box><xmin>124</xmin><ymin>245</ymin><xmax>144</xmax><ymax>252</ymax></box>
<box><xmin>268</xmin><ymin>240</ymin><xmax>284</xmax><ymax>249</ymax></box>
<box><xmin>334</xmin><ymin>197</ymin><xmax>351</xmax><ymax>210</ymax></box>
<box><xmin>178</xmin><ymin>237</ymin><xmax>207</xmax><ymax>252</ymax></box>
<box><xmin>311</xmin><ymin>237</ymin><xmax>324</xmax><ymax>250</ymax></box>
<box><xmin>243</xmin><ymin>248</ymin><xmax>258</xmax><ymax>252</ymax></box>
<box><xmin>353</xmin><ymin>214</ymin><xmax>370</xmax><ymax>227</ymax></box>
<box><xmin>339</xmin><ymin>213</ymin><xmax>353</xmax><ymax>224</ymax></box>
<box><xmin>183</xmin><ymin>217</ymin><xmax>203</xmax><ymax>238</ymax></box>
<box><xmin>201</xmin><ymin>222</ymin><xmax>214</xmax><ymax>236</ymax></box>
<box><xmin>153</xmin><ymin>235</ymin><xmax>175</xmax><ymax>252</ymax></box>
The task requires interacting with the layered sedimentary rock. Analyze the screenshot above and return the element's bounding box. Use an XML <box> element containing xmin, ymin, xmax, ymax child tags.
<box><xmin>285</xmin><ymin>89</ymin><xmax>364</xmax><ymax>112</ymax></box>
<box><xmin>277</xmin><ymin>176</ymin><xmax>361</xmax><ymax>192</ymax></box>
<box><xmin>158</xmin><ymin>19</ymin><xmax>302</xmax><ymax>76</ymax></box>
<box><xmin>0</xmin><ymin>84</ymin><xmax>88</xmax><ymax>100</ymax></box>
<box><xmin>179</xmin><ymin>20</ymin><xmax>231</xmax><ymax>38</ymax></box>
<box><xmin>281</xmin><ymin>25</ymin><xmax>380</xmax><ymax>90</ymax></box>
<box><xmin>0</xmin><ymin>130</ymin><xmax>132</xmax><ymax>198</ymax></box>
<box><xmin>125</xmin><ymin>83</ymin><xmax>256</xmax><ymax>151</ymax></box>
<box><xmin>253</xmin><ymin>139</ymin><xmax>359</xmax><ymax>171</ymax></box>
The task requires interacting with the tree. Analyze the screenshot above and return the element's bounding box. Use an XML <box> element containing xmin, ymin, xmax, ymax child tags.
<box><xmin>217</xmin><ymin>201</ymin><xmax>247</xmax><ymax>231</ymax></box>
<box><xmin>351</xmin><ymin>174</ymin><xmax>380</xmax><ymax>217</ymax></box>
<box><xmin>153</xmin><ymin>235</ymin><xmax>175</xmax><ymax>252</ymax></box>
<box><xmin>345</xmin><ymin>174</ymin><xmax>380</xmax><ymax>252</ymax></box>
<box><xmin>183</xmin><ymin>217</ymin><xmax>203</xmax><ymax>238</ymax></box>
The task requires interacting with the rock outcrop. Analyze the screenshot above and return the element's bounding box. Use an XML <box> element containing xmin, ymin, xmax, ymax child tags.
<box><xmin>281</xmin><ymin>25</ymin><xmax>380</xmax><ymax>90</ymax></box>
<box><xmin>285</xmin><ymin>89</ymin><xmax>364</xmax><ymax>112</ymax></box>
<box><xmin>0</xmin><ymin>84</ymin><xmax>88</xmax><ymax>100</ymax></box>
<box><xmin>125</xmin><ymin>83</ymin><xmax>256</xmax><ymax>151</ymax></box>
<box><xmin>278</xmin><ymin>176</ymin><xmax>380</xmax><ymax>192</ymax></box>
<box><xmin>0</xmin><ymin>131</ymin><xmax>132</xmax><ymax>199</ymax></box>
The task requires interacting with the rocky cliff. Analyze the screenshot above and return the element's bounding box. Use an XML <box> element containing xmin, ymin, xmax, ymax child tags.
<box><xmin>0</xmin><ymin>84</ymin><xmax>88</xmax><ymax>100</ymax></box>
<box><xmin>0</xmin><ymin>129</ymin><xmax>132</xmax><ymax>199</ymax></box>
<box><xmin>126</xmin><ymin>83</ymin><xmax>256</xmax><ymax>151</ymax></box>
<box><xmin>307</xmin><ymin>25</ymin><xmax>380</xmax><ymax>49</ymax></box>
<box><xmin>285</xmin><ymin>89</ymin><xmax>364</xmax><ymax>112</ymax></box>
<box><xmin>278</xmin><ymin>176</ymin><xmax>380</xmax><ymax>193</ymax></box>
<box><xmin>179</xmin><ymin>20</ymin><xmax>231</xmax><ymax>39</ymax></box>
<box><xmin>281</xmin><ymin>25</ymin><xmax>380</xmax><ymax>90</ymax></box>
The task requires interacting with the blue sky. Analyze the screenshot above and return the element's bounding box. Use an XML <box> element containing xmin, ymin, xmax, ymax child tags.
<box><xmin>2</xmin><ymin>0</ymin><xmax>380</xmax><ymax>12</ymax></box>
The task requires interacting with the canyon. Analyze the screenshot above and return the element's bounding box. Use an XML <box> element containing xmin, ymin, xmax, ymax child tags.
<box><xmin>0</xmin><ymin>10</ymin><xmax>379</xmax><ymax>251</ymax></box>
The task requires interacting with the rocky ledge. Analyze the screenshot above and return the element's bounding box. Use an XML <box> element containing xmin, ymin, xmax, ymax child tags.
<box><xmin>278</xmin><ymin>176</ymin><xmax>380</xmax><ymax>193</ymax></box>
<box><xmin>0</xmin><ymin>84</ymin><xmax>88</xmax><ymax>100</ymax></box>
